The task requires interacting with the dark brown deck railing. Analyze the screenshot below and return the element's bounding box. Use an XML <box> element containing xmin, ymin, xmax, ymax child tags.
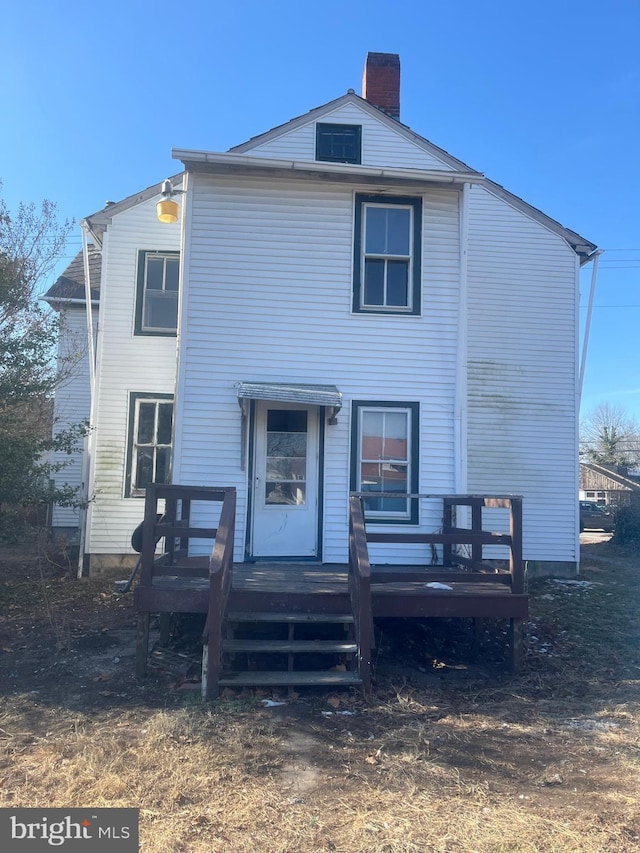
<box><xmin>135</xmin><ymin>484</ymin><xmax>236</xmax><ymax>686</ymax></box>
<box><xmin>355</xmin><ymin>493</ymin><xmax>524</xmax><ymax>592</ymax></box>
<box><xmin>202</xmin><ymin>487</ymin><xmax>236</xmax><ymax>700</ymax></box>
<box><xmin>348</xmin><ymin>495</ymin><xmax>372</xmax><ymax>692</ymax></box>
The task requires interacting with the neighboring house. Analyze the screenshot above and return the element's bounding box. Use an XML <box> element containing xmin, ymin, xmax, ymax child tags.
<box><xmin>46</xmin><ymin>179</ymin><xmax>183</xmax><ymax>565</ymax></box>
<box><xmin>44</xmin><ymin>248</ymin><xmax>101</xmax><ymax>541</ymax></box>
<box><xmin>52</xmin><ymin>53</ymin><xmax>598</xmax><ymax>576</ymax></box>
<box><xmin>579</xmin><ymin>462</ymin><xmax>640</xmax><ymax>507</ymax></box>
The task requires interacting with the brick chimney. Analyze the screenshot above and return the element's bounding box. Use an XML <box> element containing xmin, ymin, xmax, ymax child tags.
<box><xmin>362</xmin><ymin>52</ymin><xmax>400</xmax><ymax>119</ymax></box>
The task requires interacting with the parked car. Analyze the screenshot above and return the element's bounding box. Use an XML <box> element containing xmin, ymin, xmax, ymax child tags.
<box><xmin>579</xmin><ymin>501</ymin><xmax>615</xmax><ymax>532</ymax></box>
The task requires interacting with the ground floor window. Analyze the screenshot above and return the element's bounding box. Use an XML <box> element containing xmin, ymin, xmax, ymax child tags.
<box><xmin>350</xmin><ymin>401</ymin><xmax>419</xmax><ymax>523</ymax></box>
<box><xmin>125</xmin><ymin>394</ymin><xmax>174</xmax><ymax>497</ymax></box>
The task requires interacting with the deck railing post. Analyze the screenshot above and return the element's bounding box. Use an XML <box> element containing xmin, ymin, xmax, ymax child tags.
<box><xmin>472</xmin><ymin>500</ymin><xmax>483</xmax><ymax>565</ymax></box>
<box><xmin>442</xmin><ymin>499</ymin><xmax>453</xmax><ymax>566</ymax></box>
<box><xmin>164</xmin><ymin>494</ymin><xmax>177</xmax><ymax>565</ymax></box>
<box><xmin>348</xmin><ymin>495</ymin><xmax>372</xmax><ymax>693</ymax></box>
<box><xmin>509</xmin><ymin>498</ymin><xmax>524</xmax><ymax>594</ymax></box>
<box><xmin>180</xmin><ymin>499</ymin><xmax>191</xmax><ymax>555</ymax></box>
<box><xmin>204</xmin><ymin>487</ymin><xmax>237</xmax><ymax>701</ymax></box>
<box><xmin>140</xmin><ymin>485</ymin><xmax>158</xmax><ymax>587</ymax></box>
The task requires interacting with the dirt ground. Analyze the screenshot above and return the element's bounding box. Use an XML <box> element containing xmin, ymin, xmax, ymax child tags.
<box><xmin>1</xmin><ymin>537</ymin><xmax>639</xmax><ymax>852</ymax></box>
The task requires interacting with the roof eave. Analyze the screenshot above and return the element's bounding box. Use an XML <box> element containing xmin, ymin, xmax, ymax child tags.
<box><xmin>172</xmin><ymin>149</ymin><xmax>483</xmax><ymax>189</ymax></box>
<box><xmin>82</xmin><ymin>173</ymin><xmax>184</xmax><ymax>243</ymax></box>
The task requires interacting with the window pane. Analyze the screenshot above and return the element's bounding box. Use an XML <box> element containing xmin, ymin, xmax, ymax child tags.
<box><xmin>266</xmin><ymin>457</ymin><xmax>306</xmax><ymax>480</ymax></box>
<box><xmin>146</xmin><ymin>257</ymin><xmax>164</xmax><ymax>290</ymax></box>
<box><xmin>363</xmin><ymin>258</ymin><xmax>384</xmax><ymax>305</ymax></box>
<box><xmin>361</xmin><ymin>412</ymin><xmax>384</xmax><ymax>459</ymax></box>
<box><xmin>365</xmin><ymin>208</ymin><xmax>387</xmax><ymax>254</ymax></box>
<box><xmin>137</xmin><ymin>403</ymin><xmax>156</xmax><ymax>444</ymax></box>
<box><xmin>267</xmin><ymin>432</ymin><xmax>307</xmax><ymax>458</ymax></box>
<box><xmin>157</xmin><ymin>403</ymin><xmax>173</xmax><ymax>445</ymax></box>
<box><xmin>165</xmin><ymin>258</ymin><xmax>180</xmax><ymax>292</ymax></box>
<box><xmin>267</xmin><ymin>410</ymin><xmax>307</xmax><ymax>432</ymax></box>
<box><xmin>317</xmin><ymin>124</ymin><xmax>360</xmax><ymax>164</ymax></box>
<box><xmin>356</xmin><ymin>406</ymin><xmax>413</xmax><ymax>519</ymax></box>
<box><xmin>135</xmin><ymin>448</ymin><xmax>154</xmax><ymax>489</ymax></box>
<box><xmin>386</xmin><ymin>208</ymin><xmax>411</xmax><ymax>255</ymax></box>
<box><xmin>266</xmin><ymin>482</ymin><xmax>306</xmax><ymax>505</ymax></box>
<box><xmin>383</xmin><ymin>412</ymin><xmax>408</xmax><ymax>460</ymax></box>
<box><xmin>386</xmin><ymin>260</ymin><xmax>409</xmax><ymax>307</ymax></box>
<box><xmin>144</xmin><ymin>291</ymin><xmax>178</xmax><ymax>330</ymax></box>
<box><xmin>155</xmin><ymin>447</ymin><xmax>171</xmax><ymax>484</ymax></box>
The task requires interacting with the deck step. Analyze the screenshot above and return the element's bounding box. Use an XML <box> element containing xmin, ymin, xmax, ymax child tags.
<box><xmin>219</xmin><ymin>670</ymin><xmax>362</xmax><ymax>687</ymax></box>
<box><xmin>226</xmin><ymin>612</ymin><xmax>354</xmax><ymax>624</ymax></box>
<box><xmin>223</xmin><ymin>639</ymin><xmax>357</xmax><ymax>653</ymax></box>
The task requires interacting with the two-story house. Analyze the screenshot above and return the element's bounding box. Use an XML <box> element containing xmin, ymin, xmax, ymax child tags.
<box><xmin>51</xmin><ymin>53</ymin><xmax>597</xmax><ymax>577</ymax></box>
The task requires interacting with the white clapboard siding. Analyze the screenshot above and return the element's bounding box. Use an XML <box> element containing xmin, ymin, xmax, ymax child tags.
<box><xmin>51</xmin><ymin>308</ymin><xmax>95</xmax><ymax>531</ymax></box>
<box><xmin>173</xmin><ymin>174</ymin><xmax>461</xmax><ymax>564</ymax></box>
<box><xmin>466</xmin><ymin>185</ymin><xmax>578</xmax><ymax>563</ymax></box>
<box><xmin>242</xmin><ymin>102</ymin><xmax>455</xmax><ymax>171</ymax></box>
<box><xmin>86</xmin><ymin>197</ymin><xmax>179</xmax><ymax>555</ymax></box>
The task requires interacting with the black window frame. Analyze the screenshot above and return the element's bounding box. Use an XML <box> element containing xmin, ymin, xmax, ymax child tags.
<box><xmin>315</xmin><ymin>123</ymin><xmax>362</xmax><ymax>164</ymax></box>
<box><xmin>350</xmin><ymin>400</ymin><xmax>420</xmax><ymax>524</ymax></box>
<box><xmin>353</xmin><ymin>195</ymin><xmax>422</xmax><ymax>315</ymax></box>
<box><xmin>124</xmin><ymin>393</ymin><xmax>174</xmax><ymax>498</ymax></box>
<box><xmin>134</xmin><ymin>250</ymin><xmax>180</xmax><ymax>336</ymax></box>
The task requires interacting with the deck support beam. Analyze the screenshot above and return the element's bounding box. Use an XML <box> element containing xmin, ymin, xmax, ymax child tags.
<box><xmin>135</xmin><ymin>611</ymin><xmax>150</xmax><ymax>678</ymax></box>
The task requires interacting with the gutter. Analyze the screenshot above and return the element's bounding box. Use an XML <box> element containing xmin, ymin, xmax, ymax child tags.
<box><xmin>76</xmin><ymin>223</ymin><xmax>98</xmax><ymax>578</ymax></box>
<box><xmin>44</xmin><ymin>297</ymin><xmax>100</xmax><ymax>307</ymax></box>
<box><xmin>578</xmin><ymin>248</ymin><xmax>604</xmax><ymax>403</ymax></box>
<box><xmin>172</xmin><ymin>148</ymin><xmax>484</xmax><ymax>187</ymax></box>
<box><xmin>454</xmin><ymin>182</ymin><xmax>471</xmax><ymax>494</ymax></box>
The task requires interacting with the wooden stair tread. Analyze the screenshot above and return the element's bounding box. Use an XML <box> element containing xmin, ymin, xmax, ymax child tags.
<box><xmin>226</xmin><ymin>612</ymin><xmax>354</xmax><ymax>624</ymax></box>
<box><xmin>223</xmin><ymin>639</ymin><xmax>357</xmax><ymax>653</ymax></box>
<box><xmin>219</xmin><ymin>670</ymin><xmax>362</xmax><ymax>686</ymax></box>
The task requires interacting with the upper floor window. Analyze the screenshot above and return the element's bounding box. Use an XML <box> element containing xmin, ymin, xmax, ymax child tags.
<box><xmin>353</xmin><ymin>195</ymin><xmax>422</xmax><ymax>315</ymax></box>
<box><xmin>135</xmin><ymin>250</ymin><xmax>180</xmax><ymax>335</ymax></box>
<box><xmin>125</xmin><ymin>394</ymin><xmax>173</xmax><ymax>497</ymax></box>
<box><xmin>316</xmin><ymin>123</ymin><xmax>362</xmax><ymax>164</ymax></box>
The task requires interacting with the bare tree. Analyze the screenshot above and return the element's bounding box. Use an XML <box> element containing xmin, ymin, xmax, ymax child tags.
<box><xmin>580</xmin><ymin>402</ymin><xmax>640</xmax><ymax>469</ymax></box>
<box><xmin>0</xmin><ymin>184</ymin><xmax>86</xmax><ymax>523</ymax></box>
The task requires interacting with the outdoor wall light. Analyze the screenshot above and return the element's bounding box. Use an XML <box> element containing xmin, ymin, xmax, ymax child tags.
<box><xmin>157</xmin><ymin>179</ymin><xmax>183</xmax><ymax>223</ymax></box>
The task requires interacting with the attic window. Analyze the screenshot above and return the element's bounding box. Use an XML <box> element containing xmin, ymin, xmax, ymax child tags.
<box><xmin>316</xmin><ymin>123</ymin><xmax>362</xmax><ymax>164</ymax></box>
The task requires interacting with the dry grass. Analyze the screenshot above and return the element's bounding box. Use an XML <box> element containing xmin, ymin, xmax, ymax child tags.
<box><xmin>1</xmin><ymin>539</ymin><xmax>640</xmax><ymax>851</ymax></box>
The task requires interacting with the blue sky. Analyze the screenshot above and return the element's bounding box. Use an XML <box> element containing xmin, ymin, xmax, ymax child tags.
<box><xmin>2</xmin><ymin>0</ymin><xmax>639</xmax><ymax>420</ymax></box>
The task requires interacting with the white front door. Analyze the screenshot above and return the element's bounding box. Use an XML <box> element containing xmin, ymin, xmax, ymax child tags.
<box><xmin>250</xmin><ymin>402</ymin><xmax>319</xmax><ymax>558</ymax></box>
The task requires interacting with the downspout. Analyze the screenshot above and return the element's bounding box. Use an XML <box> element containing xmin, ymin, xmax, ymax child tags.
<box><xmin>578</xmin><ymin>248</ymin><xmax>604</xmax><ymax>404</ymax></box>
<box><xmin>454</xmin><ymin>182</ymin><xmax>471</xmax><ymax>495</ymax></box>
<box><xmin>76</xmin><ymin>223</ymin><xmax>98</xmax><ymax>578</ymax></box>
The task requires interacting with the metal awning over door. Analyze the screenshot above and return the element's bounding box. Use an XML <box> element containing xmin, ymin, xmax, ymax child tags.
<box><xmin>236</xmin><ymin>382</ymin><xmax>342</xmax><ymax>470</ymax></box>
<box><xmin>236</xmin><ymin>382</ymin><xmax>342</xmax><ymax>411</ymax></box>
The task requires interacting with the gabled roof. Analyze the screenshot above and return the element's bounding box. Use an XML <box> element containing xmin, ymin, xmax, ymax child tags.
<box><xmin>43</xmin><ymin>247</ymin><xmax>101</xmax><ymax>306</ymax></box>
<box><xmin>228</xmin><ymin>91</ymin><xmax>597</xmax><ymax>261</ymax></box>
<box><xmin>580</xmin><ymin>462</ymin><xmax>640</xmax><ymax>491</ymax></box>
<box><xmin>230</xmin><ymin>91</ymin><xmax>474</xmax><ymax>173</ymax></box>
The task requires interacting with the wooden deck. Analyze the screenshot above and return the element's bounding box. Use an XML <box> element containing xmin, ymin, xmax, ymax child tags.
<box><xmin>136</xmin><ymin>562</ymin><xmax>527</xmax><ymax>618</ymax></box>
<box><xmin>133</xmin><ymin>485</ymin><xmax>528</xmax><ymax>698</ymax></box>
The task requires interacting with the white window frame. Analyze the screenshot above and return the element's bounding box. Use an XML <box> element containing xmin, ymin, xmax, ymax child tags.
<box><xmin>360</xmin><ymin>202</ymin><xmax>414</xmax><ymax>312</ymax></box>
<box><xmin>136</xmin><ymin>251</ymin><xmax>180</xmax><ymax>335</ymax></box>
<box><xmin>356</xmin><ymin>405</ymin><xmax>413</xmax><ymax>520</ymax></box>
<box><xmin>127</xmin><ymin>395</ymin><xmax>174</xmax><ymax>497</ymax></box>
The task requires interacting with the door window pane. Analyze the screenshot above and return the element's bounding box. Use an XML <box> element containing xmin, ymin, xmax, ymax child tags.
<box><xmin>264</xmin><ymin>409</ymin><xmax>308</xmax><ymax>506</ymax></box>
